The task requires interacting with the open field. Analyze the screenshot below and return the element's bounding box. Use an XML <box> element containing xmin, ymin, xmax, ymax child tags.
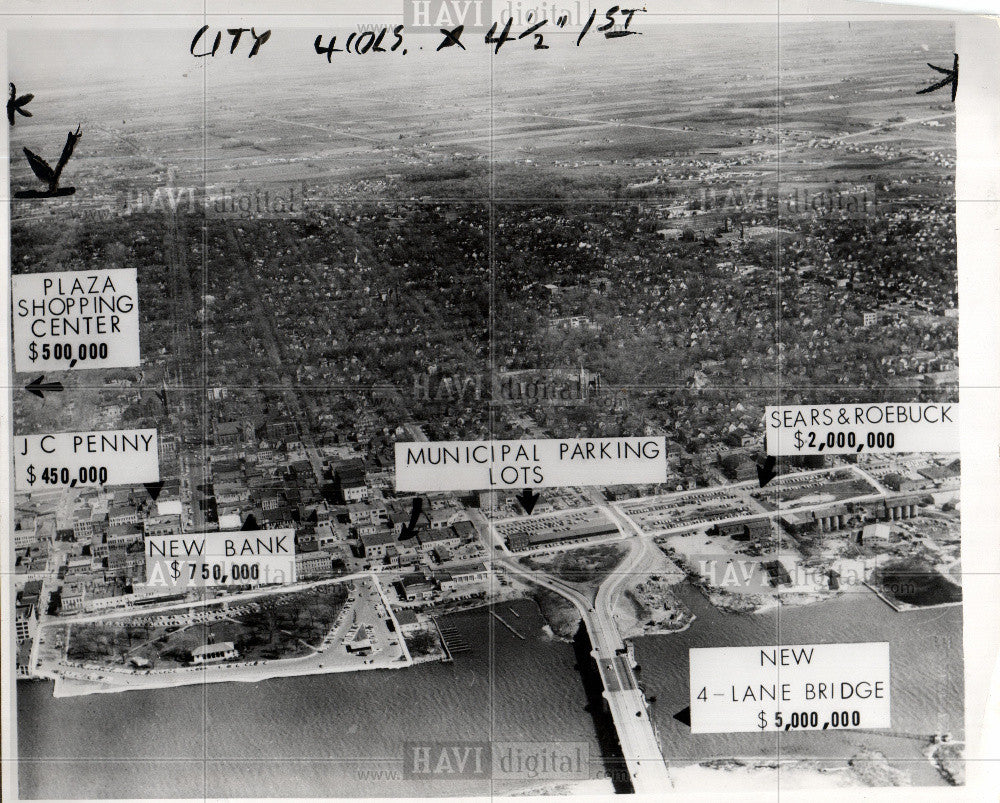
<box><xmin>65</xmin><ymin>585</ymin><xmax>349</xmax><ymax>667</ymax></box>
<box><xmin>750</xmin><ymin>469</ymin><xmax>882</xmax><ymax>511</ymax></box>
<box><xmin>520</xmin><ymin>543</ymin><xmax>629</xmax><ymax>591</ymax></box>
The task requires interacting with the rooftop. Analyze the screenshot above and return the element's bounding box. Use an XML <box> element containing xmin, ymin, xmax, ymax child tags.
<box><xmin>192</xmin><ymin>641</ymin><xmax>236</xmax><ymax>656</ymax></box>
<box><xmin>394</xmin><ymin>609</ymin><xmax>418</xmax><ymax>625</ymax></box>
<box><xmin>360</xmin><ymin>530</ymin><xmax>397</xmax><ymax>548</ymax></box>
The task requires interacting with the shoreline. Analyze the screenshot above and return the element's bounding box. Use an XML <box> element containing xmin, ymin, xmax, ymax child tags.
<box><xmin>33</xmin><ymin>580</ymin><xmax>964</xmax><ymax>699</ymax></box>
<box><xmin>39</xmin><ymin>593</ymin><xmax>537</xmax><ymax>699</ymax></box>
<box><xmin>47</xmin><ymin>649</ymin><xmax>414</xmax><ymax>699</ymax></box>
<box><xmin>864</xmin><ymin>581</ymin><xmax>963</xmax><ymax>612</ymax></box>
<box><xmin>695</xmin><ymin>580</ymin><xmax>964</xmax><ymax>616</ymax></box>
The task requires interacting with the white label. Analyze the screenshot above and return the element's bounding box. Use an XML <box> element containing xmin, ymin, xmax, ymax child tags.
<box><xmin>395</xmin><ymin>437</ymin><xmax>666</xmax><ymax>492</ymax></box>
<box><xmin>145</xmin><ymin>530</ymin><xmax>297</xmax><ymax>589</ymax></box>
<box><xmin>689</xmin><ymin>642</ymin><xmax>891</xmax><ymax>734</ymax></box>
<box><xmin>765</xmin><ymin>403</ymin><xmax>958</xmax><ymax>456</ymax></box>
<box><xmin>15</xmin><ymin>429</ymin><xmax>159</xmax><ymax>491</ymax></box>
<box><xmin>13</xmin><ymin>268</ymin><xmax>141</xmax><ymax>372</ymax></box>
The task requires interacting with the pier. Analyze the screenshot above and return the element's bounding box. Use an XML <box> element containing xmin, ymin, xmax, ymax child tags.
<box><xmin>432</xmin><ymin>618</ymin><xmax>470</xmax><ymax>662</ymax></box>
<box><xmin>863</xmin><ymin>582</ymin><xmax>904</xmax><ymax>611</ymax></box>
<box><xmin>491</xmin><ymin>610</ymin><xmax>526</xmax><ymax>639</ymax></box>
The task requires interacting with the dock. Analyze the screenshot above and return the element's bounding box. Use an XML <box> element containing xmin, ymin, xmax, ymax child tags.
<box><xmin>863</xmin><ymin>582</ymin><xmax>904</xmax><ymax>612</ymax></box>
<box><xmin>491</xmin><ymin>610</ymin><xmax>526</xmax><ymax>639</ymax></box>
<box><xmin>433</xmin><ymin>618</ymin><xmax>470</xmax><ymax>660</ymax></box>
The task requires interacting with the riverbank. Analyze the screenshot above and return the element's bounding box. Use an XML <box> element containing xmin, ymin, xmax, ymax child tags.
<box><xmin>926</xmin><ymin>740</ymin><xmax>965</xmax><ymax>785</ymax></box>
<box><xmin>48</xmin><ymin>644</ymin><xmax>412</xmax><ymax>698</ymax></box>
<box><xmin>667</xmin><ymin>758</ymin><xmax>865</xmax><ymax>790</ymax></box>
<box><xmin>41</xmin><ymin>587</ymin><xmax>552</xmax><ymax>698</ymax></box>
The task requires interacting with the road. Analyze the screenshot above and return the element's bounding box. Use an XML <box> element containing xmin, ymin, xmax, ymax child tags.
<box><xmin>832</xmin><ymin>111</ymin><xmax>954</xmax><ymax>144</ymax></box>
<box><xmin>223</xmin><ymin>223</ymin><xmax>326</xmax><ymax>484</ymax></box>
<box><xmin>43</xmin><ymin>571</ymin><xmax>372</xmax><ymax>627</ymax></box>
<box><xmin>609</xmin><ymin>464</ymin><xmax>889</xmax><ymax>538</ymax></box>
<box><xmin>477</xmin><ymin>465</ymin><xmax>898</xmax><ymax>792</ymax></box>
<box><xmin>163</xmin><ymin>207</ymin><xmax>208</xmax><ymax>531</ymax></box>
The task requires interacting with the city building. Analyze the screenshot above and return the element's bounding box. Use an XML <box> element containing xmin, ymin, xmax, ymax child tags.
<box><xmin>144</xmin><ymin>514</ymin><xmax>182</xmax><ymax>537</ymax></box>
<box><xmin>108</xmin><ymin>504</ymin><xmax>140</xmax><ymax>527</ymax></box>
<box><xmin>358</xmin><ymin>530</ymin><xmax>398</xmax><ymax>560</ymax></box>
<box><xmin>16</xmin><ymin>642</ymin><xmax>32</xmax><ymax>678</ymax></box>
<box><xmin>191</xmin><ymin>642</ymin><xmax>239</xmax><ymax>664</ymax></box>
<box><xmin>713</xmin><ymin>517</ymin><xmax>770</xmax><ymax>540</ymax></box>
<box><xmin>61</xmin><ymin>582</ymin><xmax>85</xmax><ymax>612</ymax></box>
<box><xmin>398</xmin><ymin>572</ymin><xmax>436</xmax><ymax>601</ymax></box>
<box><xmin>860</xmin><ymin>522</ymin><xmax>892</xmax><ymax>547</ymax></box>
<box><xmin>761</xmin><ymin>560</ymin><xmax>792</xmax><ymax>587</ymax></box>
<box><xmin>393</xmin><ymin>607</ymin><xmax>422</xmax><ymax>636</ymax></box>
<box><xmin>347</xmin><ymin>629</ymin><xmax>372</xmax><ymax>653</ymax></box>
<box><xmin>15</xmin><ymin>602</ymin><xmax>37</xmax><ymax>644</ymax></box>
<box><xmin>335</xmin><ymin>462</ymin><xmax>369</xmax><ymax>503</ymax></box>
<box><xmin>417</xmin><ymin>526</ymin><xmax>462</xmax><ymax>552</ymax></box>
<box><xmin>295</xmin><ymin>549</ymin><xmax>332</xmax><ymax>579</ymax></box>
<box><xmin>439</xmin><ymin>562</ymin><xmax>489</xmax><ymax>589</ymax></box>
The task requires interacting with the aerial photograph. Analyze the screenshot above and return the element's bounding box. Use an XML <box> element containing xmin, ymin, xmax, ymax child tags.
<box><xmin>7</xmin><ymin>5</ymin><xmax>964</xmax><ymax>799</ymax></box>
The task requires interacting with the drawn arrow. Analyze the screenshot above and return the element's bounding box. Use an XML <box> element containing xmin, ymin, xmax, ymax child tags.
<box><xmin>241</xmin><ymin>513</ymin><xmax>259</xmax><ymax>531</ymax></box>
<box><xmin>7</xmin><ymin>83</ymin><xmax>33</xmax><ymax>126</ymax></box>
<box><xmin>756</xmin><ymin>455</ymin><xmax>778</xmax><ymax>488</ymax></box>
<box><xmin>918</xmin><ymin>53</ymin><xmax>958</xmax><ymax>102</ymax></box>
<box><xmin>17</xmin><ymin>125</ymin><xmax>82</xmax><ymax>198</ymax></box>
<box><xmin>144</xmin><ymin>481</ymin><xmax>165</xmax><ymax>503</ymax></box>
<box><xmin>25</xmin><ymin>375</ymin><xmax>64</xmax><ymax>399</ymax></box>
<box><xmin>400</xmin><ymin>497</ymin><xmax>424</xmax><ymax>539</ymax></box>
<box><xmin>516</xmin><ymin>489</ymin><xmax>541</xmax><ymax>515</ymax></box>
<box><xmin>672</xmin><ymin>706</ymin><xmax>692</xmax><ymax>727</ymax></box>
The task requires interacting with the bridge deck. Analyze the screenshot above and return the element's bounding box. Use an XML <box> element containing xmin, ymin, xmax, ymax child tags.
<box><xmin>594</xmin><ymin>650</ymin><xmax>670</xmax><ymax>792</ymax></box>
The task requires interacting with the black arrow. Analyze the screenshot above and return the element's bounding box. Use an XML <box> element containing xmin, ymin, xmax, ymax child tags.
<box><xmin>25</xmin><ymin>375</ymin><xmax>64</xmax><ymax>399</ymax></box>
<box><xmin>756</xmin><ymin>455</ymin><xmax>778</xmax><ymax>488</ymax></box>
<box><xmin>8</xmin><ymin>83</ymin><xmax>33</xmax><ymax>126</ymax></box>
<box><xmin>144</xmin><ymin>481</ymin><xmax>165</xmax><ymax>503</ymax></box>
<box><xmin>16</xmin><ymin>125</ymin><xmax>81</xmax><ymax>198</ymax></box>
<box><xmin>241</xmin><ymin>513</ymin><xmax>259</xmax><ymax>531</ymax></box>
<box><xmin>516</xmin><ymin>489</ymin><xmax>541</xmax><ymax>515</ymax></box>
<box><xmin>400</xmin><ymin>497</ymin><xmax>423</xmax><ymax>539</ymax></box>
<box><xmin>918</xmin><ymin>53</ymin><xmax>958</xmax><ymax>102</ymax></box>
<box><xmin>673</xmin><ymin>706</ymin><xmax>691</xmax><ymax>727</ymax></box>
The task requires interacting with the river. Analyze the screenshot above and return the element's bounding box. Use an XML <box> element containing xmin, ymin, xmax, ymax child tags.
<box><xmin>17</xmin><ymin>587</ymin><xmax>962</xmax><ymax>796</ymax></box>
<box><xmin>636</xmin><ymin>583</ymin><xmax>963</xmax><ymax>787</ymax></box>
